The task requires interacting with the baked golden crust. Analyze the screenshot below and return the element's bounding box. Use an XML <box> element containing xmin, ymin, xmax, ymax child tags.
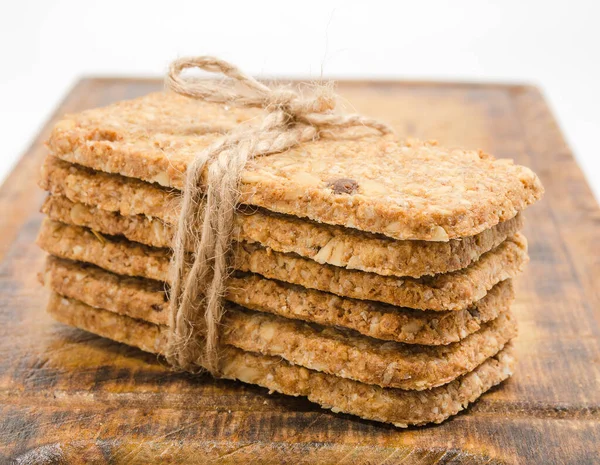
<box><xmin>46</xmin><ymin>292</ymin><xmax>516</xmax><ymax>427</ymax></box>
<box><xmin>42</xmin><ymin>255</ymin><xmax>169</xmax><ymax>323</ymax></box>
<box><xmin>43</xmin><ymin>255</ymin><xmax>513</xmax><ymax>345</ymax></box>
<box><xmin>40</xmin><ymin>156</ymin><xmax>180</xmax><ymax>225</ymax></box>
<box><xmin>37</xmin><ymin>219</ymin><xmax>528</xmax><ymax>311</ymax></box>
<box><xmin>47</xmin><ymin>92</ymin><xmax>543</xmax><ymax>241</ymax></box>
<box><xmin>227</xmin><ymin>275</ymin><xmax>512</xmax><ymax>345</ymax></box>
<box><xmin>226</xmin><ymin>309</ymin><xmax>515</xmax><ymax>390</ymax></box>
<box><xmin>235</xmin><ymin>237</ymin><xmax>525</xmax><ymax>311</ymax></box>
<box><xmin>42</xmin><ymin>256</ymin><xmax>515</xmax><ymax>390</ymax></box>
<box><xmin>41</xmin><ymin>158</ymin><xmax>524</xmax><ymax>278</ymax></box>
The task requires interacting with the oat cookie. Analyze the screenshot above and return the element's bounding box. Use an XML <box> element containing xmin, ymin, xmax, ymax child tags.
<box><xmin>41</xmin><ymin>158</ymin><xmax>524</xmax><ymax>278</ymax></box>
<box><xmin>46</xmin><ymin>292</ymin><xmax>516</xmax><ymax>427</ymax></box>
<box><xmin>42</xmin><ymin>255</ymin><xmax>516</xmax><ymax>389</ymax></box>
<box><xmin>47</xmin><ymin>92</ymin><xmax>543</xmax><ymax>241</ymax></box>
<box><xmin>37</xmin><ymin>219</ymin><xmax>528</xmax><ymax>310</ymax></box>
<box><xmin>44</xmin><ymin>255</ymin><xmax>513</xmax><ymax>345</ymax></box>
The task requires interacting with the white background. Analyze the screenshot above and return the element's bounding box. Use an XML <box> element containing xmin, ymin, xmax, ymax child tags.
<box><xmin>1</xmin><ymin>0</ymin><xmax>598</xmax><ymax>200</ymax></box>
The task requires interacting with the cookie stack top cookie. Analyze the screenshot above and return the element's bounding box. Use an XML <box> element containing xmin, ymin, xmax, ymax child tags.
<box><xmin>47</xmin><ymin>92</ymin><xmax>543</xmax><ymax>241</ymax></box>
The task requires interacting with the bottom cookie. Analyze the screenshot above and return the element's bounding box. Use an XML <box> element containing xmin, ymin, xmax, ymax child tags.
<box><xmin>46</xmin><ymin>292</ymin><xmax>516</xmax><ymax>427</ymax></box>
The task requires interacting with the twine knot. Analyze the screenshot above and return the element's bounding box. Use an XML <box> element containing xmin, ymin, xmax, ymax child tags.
<box><xmin>165</xmin><ymin>56</ymin><xmax>393</xmax><ymax>375</ymax></box>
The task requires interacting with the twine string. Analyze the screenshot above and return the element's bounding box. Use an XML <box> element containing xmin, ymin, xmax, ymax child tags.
<box><xmin>165</xmin><ymin>56</ymin><xmax>394</xmax><ymax>375</ymax></box>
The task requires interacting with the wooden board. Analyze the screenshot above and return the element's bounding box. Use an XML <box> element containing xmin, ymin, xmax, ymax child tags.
<box><xmin>1</xmin><ymin>78</ymin><xmax>599</xmax><ymax>464</ymax></box>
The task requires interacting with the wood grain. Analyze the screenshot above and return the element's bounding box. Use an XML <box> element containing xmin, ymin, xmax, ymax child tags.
<box><xmin>1</xmin><ymin>78</ymin><xmax>599</xmax><ymax>464</ymax></box>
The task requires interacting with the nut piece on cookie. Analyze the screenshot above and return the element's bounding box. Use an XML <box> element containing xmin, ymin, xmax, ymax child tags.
<box><xmin>329</xmin><ymin>178</ymin><xmax>359</xmax><ymax>195</ymax></box>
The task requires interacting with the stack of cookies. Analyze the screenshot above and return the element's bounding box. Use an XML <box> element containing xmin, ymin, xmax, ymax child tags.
<box><xmin>36</xmin><ymin>92</ymin><xmax>543</xmax><ymax>427</ymax></box>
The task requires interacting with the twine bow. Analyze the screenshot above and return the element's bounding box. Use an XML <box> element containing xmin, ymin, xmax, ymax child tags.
<box><xmin>165</xmin><ymin>56</ymin><xmax>394</xmax><ymax>375</ymax></box>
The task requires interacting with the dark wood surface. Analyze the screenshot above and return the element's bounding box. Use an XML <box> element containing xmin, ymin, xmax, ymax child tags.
<box><xmin>1</xmin><ymin>78</ymin><xmax>599</xmax><ymax>464</ymax></box>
